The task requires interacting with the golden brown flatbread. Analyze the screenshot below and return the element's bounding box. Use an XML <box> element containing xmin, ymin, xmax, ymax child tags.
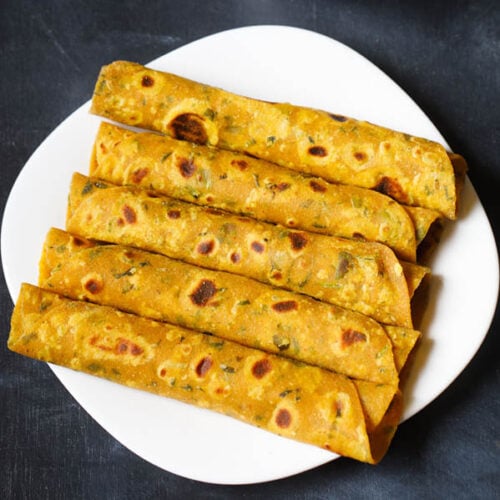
<box><xmin>67</xmin><ymin>172</ymin><xmax>427</xmax><ymax>327</ymax></box>
<box><xmin>89</xmin><ymin>122</ymin><xmax>432</xmax><ymax>262</ymax></box>
<box><xmin>90</xmin><ymin>61</ymin><xmax>465</xmax><ymax>219</ymax></box>
<box><xmin>8</xmin><ymin>283</ymin><xmax>402</xmax><ymax>464</ymax></box>
<box><xmin>39</xmin><ymin>228</ymin><xmax>408</xmax><ymax>385</ymax></box>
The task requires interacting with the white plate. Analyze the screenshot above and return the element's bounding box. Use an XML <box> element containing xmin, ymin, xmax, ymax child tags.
<box><xmin>2</xmin><ymin>26</ymin><xmax>499</xmax><ymax>484</ymax></box>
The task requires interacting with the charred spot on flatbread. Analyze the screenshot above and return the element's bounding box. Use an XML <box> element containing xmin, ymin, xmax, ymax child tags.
<box><xmin>141</xmin><ymin>75</ymin><xmax>155</xmax><ymax>87</ymax></box>
<box><xmin>374</xmin><ymin>176</ymin><xmax>408</xmax><ymax>203</ymax></box>
<box><xmin>177</xmin><ymin>157</ymin><xmax>196</xmax><ymax>178</ymax></box>
<box><xmin>308</xmin><ymin>146</ymin><xmax>327</xmax><ymax>157</ymax></box>
<box><xmin>131</xmin><ymin>168</ymin><xmax>148</xmax><ymax>183</ymax></box>
<box><xmin>252</xmin><ymin>358</ymin><xmax>272</xmax><ymax>379</ymax></box>
<box><xmin>195</xmin><ymin>356</ymin><xmax>213</xmax><ymax>377</ymax></box>
<box><xmin>197</xmin><ymin>240</ymin><xmax>215</xmax><ymax>255</ymax></box>
<box><xmin>342</xmin><ymin>329</ymin><xmax>367</xmax><ymax>347</ymax></box>
<box><xmin>189</xmin><ymin>279</ymin><xmax>217</xmax><ymax>306</ymax></box>
<box><xmin>251</xmin><ymin>241</ymin><xmax>265</xmax><ymax>253</ymax></box>
<box><xmin>288</xmin><ymin>232</ymin><xmax>308</xmax><ymax>251</ymax></box>
<box><xmin>354</xmin><ymin>152</ymin><xmax>367</xmax><ymax>162</ymax></box>
<box><xmin>168</xmin><ymin>113</ymin><xmax>208</xmax><ymax>144</ymax></box>
<box><xmin>116</xmin><ymin>338</ymin><xmax>143</xmax><ymax>356</ymax></box>
<box><xmin>309</xmin><ymin>180</ymin><xmax>327</xmax><ymax>193</ymax></box>
<box><xmin>231</xmin><ymin>159</ymin><xmax>248</xmax><ymax>170</ymax></box>
<box><xmin>84</xmin><ymin>278</ymin><xmax>103</xmax><ymax>294</ymax></box>
<box><xmin>167</xmin><ymin>209</ymin><xmax>181</xmax><ymax>219</ymax></box>
<box><xmin>122</xmin><ymin>205</ymin><xmax>137</xmax><ymax>224</ymax></box>
<box><xmin>275</xmin><ymin>408</ymin><xmax>292</xmax><ymax>428</ymax></box>
<box><xmin>272</xmin><ymin>300</ymin><xmax>298</xmax><ymax>313</ymax></box>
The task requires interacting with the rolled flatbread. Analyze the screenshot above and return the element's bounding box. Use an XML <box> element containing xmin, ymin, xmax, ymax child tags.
<box><xmin>90</xmin><ymin>61</ymin><xmax>465</xmax><ymax>219</ymax></box>
<box><xmin>8</xmin><ymin>283</ymin><xmax>402</xmax><ymax>464</ymax></box>
<box><xmin>39</xmin><ymin>228</ymin><xmax>411</xmax><ymax>385</ymax></box>
<box><xmin>89</xmin><ymin>122</ymin><xmax>440</xmax><ymax>262</ymax></box>
<box><xmin>67</xmin><ymin>173</ymin><xmax>429</xmax><ymax>328</ymax></box>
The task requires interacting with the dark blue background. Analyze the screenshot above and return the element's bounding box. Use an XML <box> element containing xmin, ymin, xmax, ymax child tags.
<box><xmin>1</xmin><ymin>1</ymin><xmax>499</xmax><ymax>498</ymax></box>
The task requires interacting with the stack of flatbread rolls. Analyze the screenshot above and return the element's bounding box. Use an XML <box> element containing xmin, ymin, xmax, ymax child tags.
<box><xmin>8</xmin><ymin>61</ymin><xmax>466</xmax><ymax>464</ymax></box>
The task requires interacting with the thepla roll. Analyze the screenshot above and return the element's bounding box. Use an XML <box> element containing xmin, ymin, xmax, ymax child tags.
<box><xmin>38</xmin><ymin>228</ymin><xmax>420</xmax><ymax>385</ymax></box>
<box><xmin>8</xmin><ymin>283</ymin><xmax>402</xmax><ymax>464</ymax></box>
<box><xmin>89</xmin><ymin>123</ymin><xmax>444</xmax><ymax>262</ymax></box>
<box><xmin>67</xmin><ymin>173</ymin><xmax>429</xmax><ymax>327</ymax></box>
<box><xmin>90</xmin><ymin>61</ymin><xmax>465</xmax><ymax>219</ymax></box>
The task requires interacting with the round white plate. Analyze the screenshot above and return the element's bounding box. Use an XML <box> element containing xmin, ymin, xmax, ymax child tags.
<box><xmin>2</xmin><ymin>25</ymin><xmax>499</xmax><ymax>484</ymax></box>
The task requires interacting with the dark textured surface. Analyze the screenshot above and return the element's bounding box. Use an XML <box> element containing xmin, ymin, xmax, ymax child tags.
<box><xmin>1</xmin><ymin>1</ymin><xmax>499</xmax><ymax>498</ymax></box>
